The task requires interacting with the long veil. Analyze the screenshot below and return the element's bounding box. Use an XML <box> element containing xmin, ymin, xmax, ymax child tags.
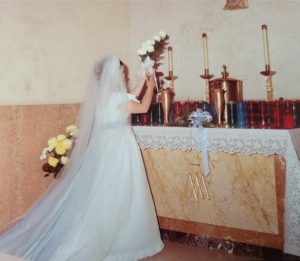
<box><xmin>0</xmin><ymin>56</ymin><xmax>129</xmax><ymax>260</ymax></box>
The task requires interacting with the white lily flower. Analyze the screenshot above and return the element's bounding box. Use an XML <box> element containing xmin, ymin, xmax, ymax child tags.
<box><xmin>153</xmin><ymin>35</ymin><xmax>161</xmax><ymax>41</ymax></box>
<box><xmin>146</xmin><ymin>45</ymin><xmax>154</xmax><ymax>53</ymax></box>
<box><xmin>146</xmin><ymin>39</ymin><xmax>155</xmax><ymax>46</ymax></box>
<box><xmin>159</xmin><ymin>31</ymin><xmax>167</xmax><ymax>39</ymax></box>
<box><xmin>137</xmin><ymin>48</ymin><xmax>147</xmax><ymax>56</ymax></box>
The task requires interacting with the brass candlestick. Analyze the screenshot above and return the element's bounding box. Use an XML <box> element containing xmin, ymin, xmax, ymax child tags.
<box><xmin>164</xmin><ymin>70</ymin><xmax>178</xmax><ymax>93</ymax></box>
<box><xmin>260</xmin><ymin>65</ymin><xmax>276</xmax><ymax>101</ymax></box>
<box><xmin>200</xmin><ymin>69</ymin><xmax>214</xmax><ymax>102</ymax></box>
<box><xmin>162</xmin><ymin>71</ymin><xmax>177</xmax><ymax>126</ymax></box>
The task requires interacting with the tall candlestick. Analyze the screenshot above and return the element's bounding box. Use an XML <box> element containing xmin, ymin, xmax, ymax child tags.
<box><xmin>262</xmin><ymin>24</ymin><xmax>270</xmax><ymax>68</ymax></box>
<box><xmin>168</xmin><ymin>47</ymin><xmax>173</xmax><ymax>73</ymax></box>
<box><xmin>202</xmin><ymin>33</ymin><xmax>209</xmax><ymax>70</ymax></box>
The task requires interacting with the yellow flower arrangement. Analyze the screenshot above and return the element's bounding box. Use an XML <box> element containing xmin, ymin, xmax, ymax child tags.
<box><xmin>40</xmin><ymin>124</ymin><xmax>77</xmax><ymax>178</ymax></box>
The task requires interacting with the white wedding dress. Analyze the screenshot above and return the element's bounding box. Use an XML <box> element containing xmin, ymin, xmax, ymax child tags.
<box><xmin>0</xmin><ymin>57</ymin><xmax>164</xmax><ymax>261</ymax></box>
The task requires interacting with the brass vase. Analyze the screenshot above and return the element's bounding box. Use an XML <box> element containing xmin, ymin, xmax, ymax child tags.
<box><xmin>161</xmin><ymin>88</ymin><xmax>171</xmax><ymax>126</ymax></box>
<box><xmin>212</xmin><ymin>88</ymin><xmax>225</xmax><ymax>127</ymax></box>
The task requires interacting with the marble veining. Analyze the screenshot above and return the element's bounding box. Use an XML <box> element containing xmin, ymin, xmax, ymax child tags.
<box><xmin>142</xmin><ymin>149</ymin><xmax>280</xmax><ymax>234</ymax></box>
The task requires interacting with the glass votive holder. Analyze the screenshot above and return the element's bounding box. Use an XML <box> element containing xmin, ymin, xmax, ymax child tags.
<box><xmin>147</xmin><ymin>104</ymin><xmax>154</xmax><ymax>126</ymax></box>
<box><xmin>194</xmin><ymin>101</ymin><xmax>202</xmax><ymax>111</ymax></box>
<box><xmin>236</xmin><ymin>101</ymin><xmax>247</xmax><ymax>128</ymax></box>
<box><xmin>227</xmin><ymin>101</ymin><xmax>237</xmax><ymax>128</ymax></box>
<box><xmin>131</xmin><ymin>114</ymin><xmax>141</xmax><ymax>126</ymax></box>
<box><xmin>153</xmin><ymin>102</ymin><xmax>164</xmax><ymax>126</ymax></box>
<box><xmin>173</xmin><ymin>101</ymin><xmax>181</xmax><ymax>119</ymax></box>
<box><xmin>202</xmin><ymin>101</ymin><xmax>210</xmax><ymax>112</ymax></box>
<box><xmin>283</xmin><ymin>100</ymin><xmax>294</xmax><ymax>129</ymax></box>
<box><xmin>246</xmin><ymin>100</ymin><xmax>255</xmax><ymax>128</ymax></box>
<box><xmin>257</xmin><ymin>100</ymin><xmax>267</xmax><ymax>129</ymax></box>
<box><xmin>272</xmin><ymin>100</ymin><xmax>283</xmax><ymax>129</ymax></box>
<box><xmin>140</xmin><ymin>113</ymin><xmax>149</xmax><ymax>126</ymax></box>
<box><xmin>182</xmin><ymin>101</ymin><xmax>191</xmax><ymax>118</ymax></box>
<box><xmin>265</xmin><ymin>101</ymin><xmax>273</xmax><ymax>128</ymax></box>
<box><xmin>292</xmin><ymin>100</ymin><xmax>300</xmax><ymax>128</ymax></box>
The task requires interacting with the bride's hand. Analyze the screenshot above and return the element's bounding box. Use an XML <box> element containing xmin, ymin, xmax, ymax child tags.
<box><xmin>146</xmin><ymin>74</ymin><xmax>155</xmax><ymax>89</ymax></box>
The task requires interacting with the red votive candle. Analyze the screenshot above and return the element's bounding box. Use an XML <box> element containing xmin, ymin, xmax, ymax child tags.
<box><xmin>182</xmin><ymin>101</ymin><xmax>190</xmax><ymax>117</ymax></box>
<box><xmin>258</xmin><ymin>101</ymin><xmax>267</xmax><ymax>129</ymax></box>
<box><xmin>272</xmin><ymin>100</ymin><xmax>283</xmax><ymax>129</ymax></box>
<box><xmin>173</xmin><ymin>101</ymin><xmax>181</xmax><ymax>119</ymax></box>
<box><xmin>283</xmin><ymin>101</ymin><xmax>294</xmax><ymax>129</ymax></box>
<box><xmin>141</xmin><ymin>113</ymin><xmax>149</xmax><ymax>126</ymax></box>
<box><xmin>246</xmin><ymin>101</ymin><xmax>255</xmax><ymax>128</ymax></box>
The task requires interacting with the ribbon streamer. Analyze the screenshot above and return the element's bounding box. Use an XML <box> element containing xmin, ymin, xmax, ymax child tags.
<box><xmin>139</xmin><ymin>56</ymin><xmax>158</xmax><ymax>92</ymax></box>
<box><xmin>139</xmin><ymin>56</ymin><xmax>155</xmax><ymax>76</ymax></box>
<box><xmin>189</xmin><ymin>109</ymin><xmax>212</xmax><ymax>176</ymax></box>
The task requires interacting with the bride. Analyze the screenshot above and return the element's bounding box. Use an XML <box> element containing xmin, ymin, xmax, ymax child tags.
<box><xmin>0</xmin><ymin>56</ymin><xmax>164</xmax><ymax>260</ymax></box>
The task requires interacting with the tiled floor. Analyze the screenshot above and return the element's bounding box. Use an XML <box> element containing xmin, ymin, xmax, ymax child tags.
<box><xmin>143</xmin><ymin>241</ymin><xmax>263</xmax><ymax>261</ymax></box>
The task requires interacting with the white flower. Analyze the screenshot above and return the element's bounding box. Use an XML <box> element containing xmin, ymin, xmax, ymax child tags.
<box><xmin>159</xmin><ymin>31</ymin><xmax>167</xmax><ymax>39</ymax></box>
<box><xmin>66</xmin><ymin>125</ymin><xmax>77</xmax><ymax>134</ymax></box>
<box><xmin>146</xmin><ymin>45</ymin><xmax>154</xmax><ymax>53</ymax></box>
<box><xmin>62</xmin><ymin>139</ymin><xmax>73</xmax><ymax>150</ymax></box>
<box><xmin>146</xmin><ymin>39</ymin><xmax>155</xmax><ymax>46</ymax></box>
<box><xmin>56</xmin><ymin>134</ymin><xmax>66</xmax><ymax>142</ymax></box>
<box><xmin>137</xmin><ymin>48</ymin><xmax>147</xmax><ymax>56</ymax></box>
<box><xmin>41</xmin><ymin>147</ymin><xmax>48</xmax><ymax>155</ymax></box>
<box><xmin>153</xmin><ymin>34</ymin><xmax>161</xmax><ymax>41</ymax></box>
<box><xmin>40</xmin><ymin>154</ymin><xmax>47</xmax><ymax>160</ymax></box>
<box><xmin>61</xmin><ymin>156</ymin><xmax>69</xmax><ymax>165</ymax></box>
<box><xmin>48</xmin><ymin>146</ymin><xmax>54</xmax><ymax>152</ymax></box>
<box><xmin>142</xmin><ymin>42</ymin><xmax>149</xmax><ymax>49</ymax></box>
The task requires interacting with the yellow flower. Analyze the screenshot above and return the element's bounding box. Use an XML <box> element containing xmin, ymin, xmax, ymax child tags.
<box><xmin>54</xmin><ymin>143</ymin><xmax>67</xmax><ymax>155</ymax></box>
<box><xmin>56</xmin><ymin>134</ymin><xmax>66</xmax><ymax>142</ymax></box>
<box><xmin>62</xmin><ymin>139</ymin><xmax>72</xmax><ymax>150</ymax></box>
<box><xmin>48</xmin><ymin>137</ymin><xmax>58</xmax><ymax>148</ymax></box>
<box><xmin>48</xmin><ymin>157</ymin><xmax>59</xmax><ymax>167</ymax></box>
<box><xmin>66</xmin><ymin>125</ymin><xmax>78</xmax><ymax>135</ymax></box>
<box><xmin>61</xmin><ymin>156</ymin><xmax>69</xmax><ymax>165</ymax></box>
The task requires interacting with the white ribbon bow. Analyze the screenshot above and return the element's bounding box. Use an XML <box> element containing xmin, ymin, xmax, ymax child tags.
<box><xmin>189</xmin><ymin>109</ymin><xmax>212</xmax><ymax>128</ymax></box>
<box><xmin>189</xmin><ymin>108</ymin><xmax>212</xmax><ymax>176</ymax></box>
<box><xmin>139</xmin><ymin>56</ymin><xmax>155</xmax><ymax>76</ymax></box>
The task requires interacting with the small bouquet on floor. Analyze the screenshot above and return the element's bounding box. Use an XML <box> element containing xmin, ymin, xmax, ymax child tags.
<box><xmin>40</xmin><ymin>125</ymin><xmax>78</xmax><ymax>178</ymax></box>
<box><xmin>137</xmin><ymin>31</ymin><xmax>169</xmax><ymax>78</ymax></box>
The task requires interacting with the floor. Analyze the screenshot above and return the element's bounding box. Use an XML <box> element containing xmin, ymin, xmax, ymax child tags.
<box><xmin>1</xmin><ymin>240</ymin><xmax>299</xmax><ymax>261</ymax></box>
<box><xmin>143</xmin><ymin>241</ymin><xmax>263</xmax><ymax>261</ymax></box>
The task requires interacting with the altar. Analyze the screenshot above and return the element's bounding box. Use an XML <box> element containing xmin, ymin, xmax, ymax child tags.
<box><xmin>133</xmin><ymin>126</ymin><xmax>300</xmax><ymax>257</ymax></box>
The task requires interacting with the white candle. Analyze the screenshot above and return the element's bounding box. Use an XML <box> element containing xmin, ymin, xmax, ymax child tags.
<box><xmin>168</xmin><ymin>47</ymin><xmax>173</xmax><ymax>72</ymax></box>
<box><xmin>262</xmin><ymin>24</ymin><xmax>270</xmax><ymax>66</ymax></box>
<box><xmin>202</xmin><ymin>33</ymin><xmax>209</xmax><ymax>70</ymax></box>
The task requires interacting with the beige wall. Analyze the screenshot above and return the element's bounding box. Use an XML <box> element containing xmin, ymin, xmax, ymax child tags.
<box><xmin>127</xmin><ymin>0</ymin><xmax>300</xmax><ymax>100</ymax></box>
<box><xmin>0</xmin><ymin>0</ymin><xmax>299</xmax><ymax>104</ymax></box>
<box><xmin>0</xmin><ymin>1</ymin><xmax>130</xmax><ymax>105</ymax></box>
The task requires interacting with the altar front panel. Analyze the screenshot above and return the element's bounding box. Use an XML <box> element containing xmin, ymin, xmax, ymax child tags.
<box><xmin>141</xmin><ymin>149</ymin><xmax>285</xmax><ymax>249</ymax></box>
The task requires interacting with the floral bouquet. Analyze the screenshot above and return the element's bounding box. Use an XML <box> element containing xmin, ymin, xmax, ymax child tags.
<box><xmin>137</xmin><ymin>31</ymin><xmax>169</xmax><ymax>77</ymax></box>
<box><xmin>40</xmin><ymin>125</ymin><xmax>77</xmax><ymax>178</ymax></box>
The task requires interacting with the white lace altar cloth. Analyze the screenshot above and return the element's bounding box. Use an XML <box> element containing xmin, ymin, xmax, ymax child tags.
<box><xmin>132</xmin><ymin>126</ymin><xmax>300</xmax><ymax>256</ymax></box>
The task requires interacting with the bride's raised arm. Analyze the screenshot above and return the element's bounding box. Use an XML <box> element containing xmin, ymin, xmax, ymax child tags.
<box><xmin>127</xmin><ymin>75</ymin><xmax>155</xmax><ymax>114</ymax></box>
<box><xmin>129</xmin><ymin>75</ymin><xmax>147</xmax><ymax>97</ymax></box>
